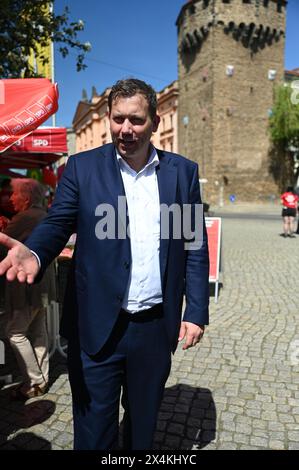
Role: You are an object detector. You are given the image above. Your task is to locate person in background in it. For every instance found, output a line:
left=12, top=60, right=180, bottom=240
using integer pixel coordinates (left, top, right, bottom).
left=0, top=179, right=15, bottom=219
left=0, top=179, right=55, bottom=399
left=280, top=186, right=299, bottom=238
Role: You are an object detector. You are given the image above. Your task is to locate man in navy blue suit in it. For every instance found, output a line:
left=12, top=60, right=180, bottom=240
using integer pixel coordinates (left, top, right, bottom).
left=0, top=78, right=209, bottom=450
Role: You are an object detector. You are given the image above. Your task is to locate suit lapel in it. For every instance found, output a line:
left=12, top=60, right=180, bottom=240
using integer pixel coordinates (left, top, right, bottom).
left=156, top=150, right=178, bottom=286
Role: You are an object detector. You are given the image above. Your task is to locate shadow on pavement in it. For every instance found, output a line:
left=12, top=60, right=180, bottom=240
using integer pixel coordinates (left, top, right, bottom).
left=0, top=396, right=55, bottom=450
left=156, top=383, right=216, bottom=450
left=1, top=432, right=51, bottom=450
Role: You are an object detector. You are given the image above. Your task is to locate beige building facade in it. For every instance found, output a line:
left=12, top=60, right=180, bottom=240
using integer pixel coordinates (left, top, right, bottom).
left=151, top=81, right=178, bottom=153
left=73, top=88, right=111, bottom=153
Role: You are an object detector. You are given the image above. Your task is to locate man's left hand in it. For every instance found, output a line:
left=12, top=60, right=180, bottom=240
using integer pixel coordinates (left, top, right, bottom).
left=178, top=322, right=205, bottom=350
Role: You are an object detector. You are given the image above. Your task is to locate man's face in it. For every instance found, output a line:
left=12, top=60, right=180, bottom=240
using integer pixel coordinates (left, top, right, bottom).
left=109, top=93, right=159, bottom=163
left=10, top=188, right=29, bottom=212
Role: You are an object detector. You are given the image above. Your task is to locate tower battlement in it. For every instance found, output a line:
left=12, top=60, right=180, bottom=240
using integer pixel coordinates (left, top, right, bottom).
left=177, top=0, right=287, bottom=203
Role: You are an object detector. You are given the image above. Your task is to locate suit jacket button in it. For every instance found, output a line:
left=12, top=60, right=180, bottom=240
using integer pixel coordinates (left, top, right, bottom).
left=117, top=295, right=123, bottom=301
left=124, top=261, right=130, bottom=269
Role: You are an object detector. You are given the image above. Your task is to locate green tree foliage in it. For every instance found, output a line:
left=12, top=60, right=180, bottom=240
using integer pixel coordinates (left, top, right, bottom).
left=270, top=84, right=299, bottom=147
left=0, top=0, right=91, bottom=78
left=269, top=83, right=299, bottom=190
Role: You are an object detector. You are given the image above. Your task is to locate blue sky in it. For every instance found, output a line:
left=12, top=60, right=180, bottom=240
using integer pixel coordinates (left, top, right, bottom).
left=54, top=0, right=299, bottom=128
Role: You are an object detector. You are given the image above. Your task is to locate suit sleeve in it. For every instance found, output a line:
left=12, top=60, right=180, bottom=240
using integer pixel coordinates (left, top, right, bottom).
left=25, top=156, right=79, bottom=278
left=182, top=164, right=210, bottom=325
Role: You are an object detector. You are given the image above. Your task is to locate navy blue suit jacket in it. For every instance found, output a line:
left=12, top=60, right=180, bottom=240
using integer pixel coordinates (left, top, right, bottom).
left=25, top=144, right=209, bottom=355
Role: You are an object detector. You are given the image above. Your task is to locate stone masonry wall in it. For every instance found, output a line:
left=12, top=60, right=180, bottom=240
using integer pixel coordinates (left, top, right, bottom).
left=177, top=0, right=286, bottom=203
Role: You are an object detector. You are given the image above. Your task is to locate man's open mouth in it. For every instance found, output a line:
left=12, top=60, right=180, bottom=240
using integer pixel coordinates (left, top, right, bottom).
left=120, top=140, right=137, bottom=147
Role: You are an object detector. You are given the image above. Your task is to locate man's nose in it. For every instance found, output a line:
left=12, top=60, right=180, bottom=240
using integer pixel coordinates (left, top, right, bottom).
left=120, top=119, right=133, bottom=134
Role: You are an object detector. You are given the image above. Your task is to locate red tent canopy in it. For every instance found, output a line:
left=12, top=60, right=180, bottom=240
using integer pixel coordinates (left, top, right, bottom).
left=0, top=127, right=67, bottom=169
left=0, top=78, right=59, bottom=153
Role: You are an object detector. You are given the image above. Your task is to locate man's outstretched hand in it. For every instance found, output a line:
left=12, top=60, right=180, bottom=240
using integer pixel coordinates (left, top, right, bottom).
left=0, top=233, right=39, bottom=283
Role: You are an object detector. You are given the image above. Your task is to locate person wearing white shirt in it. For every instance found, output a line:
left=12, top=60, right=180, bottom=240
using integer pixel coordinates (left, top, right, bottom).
left=0, top=78, right=209, bottom=450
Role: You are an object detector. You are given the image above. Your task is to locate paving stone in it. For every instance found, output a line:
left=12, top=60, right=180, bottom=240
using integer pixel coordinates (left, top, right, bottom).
left=173, top=413, right=188, bottom=424
left=269, top=440, right=285, bottom=450
left=278, top=413, right=295, bottom=423
left=250, top=436, right=269, bottom=447
left=218, top=431, right=233, bottom=442
left=221, top=442, right=238, bottom=450
left=287, top=431, right=299, bottom=441
left=167, top=423, right=185, bottom=436
left=233, top=433, right=250, bottom=445
left=288, top=442, right=299, bottom=450
left=58, top=412, right=73, bottom=423
left=164, top=435, right=181, bottom=448
left=246, top=409, right=261, bottom=418
left=53, top=432, right=73, bottom=447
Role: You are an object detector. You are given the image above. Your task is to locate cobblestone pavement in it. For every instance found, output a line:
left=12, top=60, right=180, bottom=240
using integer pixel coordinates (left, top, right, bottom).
left=0, top=213, right=299, bottom=450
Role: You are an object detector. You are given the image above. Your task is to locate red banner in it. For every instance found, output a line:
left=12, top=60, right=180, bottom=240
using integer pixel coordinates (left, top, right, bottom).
left=205, top=217, right=221, bottom=282
left=0, top=78, right=59, bottom=153
left=10, top=127, right=67, bottom=154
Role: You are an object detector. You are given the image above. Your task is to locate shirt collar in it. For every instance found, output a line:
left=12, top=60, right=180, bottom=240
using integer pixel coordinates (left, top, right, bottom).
left=116, top=145, right=159, bottom=175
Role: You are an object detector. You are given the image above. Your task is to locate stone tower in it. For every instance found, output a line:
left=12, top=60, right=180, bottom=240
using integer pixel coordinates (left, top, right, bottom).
left=177, top=0, right=287, bottom=203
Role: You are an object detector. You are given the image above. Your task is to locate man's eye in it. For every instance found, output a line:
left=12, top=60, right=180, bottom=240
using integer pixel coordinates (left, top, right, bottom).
left=131, top=118, right=143, bottom=125
left=113, top=117, right=124, bottom=124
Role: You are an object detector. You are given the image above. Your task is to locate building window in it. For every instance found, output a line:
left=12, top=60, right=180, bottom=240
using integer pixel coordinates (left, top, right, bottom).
left=170, top=114, right=173, bottom=128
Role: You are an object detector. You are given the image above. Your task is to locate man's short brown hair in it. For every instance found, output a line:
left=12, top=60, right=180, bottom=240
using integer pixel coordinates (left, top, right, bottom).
left=108, top=78, right=158, bottom=120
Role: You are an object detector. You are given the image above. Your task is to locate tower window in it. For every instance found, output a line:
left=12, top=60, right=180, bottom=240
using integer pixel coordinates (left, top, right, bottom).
left=222, top=0, right=231, bottom=3
left=243, top=0, right=251, bottom=3
left=263, top=0, right=269, bottom=6
left=277, top=2, right=283, bottom=13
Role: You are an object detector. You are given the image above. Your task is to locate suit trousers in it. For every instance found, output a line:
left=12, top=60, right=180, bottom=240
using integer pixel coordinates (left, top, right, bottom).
left=67, top=306, right=172, bottom=450
left=6, top=306, right=49, bottom=387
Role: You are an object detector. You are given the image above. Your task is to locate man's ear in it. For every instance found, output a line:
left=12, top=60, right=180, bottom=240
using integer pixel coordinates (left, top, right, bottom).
left=24, top=196, right=31, bottom=209
left=152, top=115, right=160, bottom=133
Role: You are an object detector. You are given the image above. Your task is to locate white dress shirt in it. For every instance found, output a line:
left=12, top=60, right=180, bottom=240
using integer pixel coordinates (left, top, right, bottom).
left=117, top=148, right=163, bottom=313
